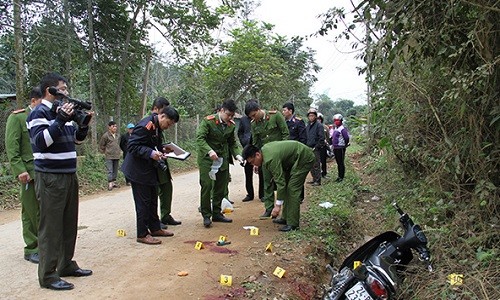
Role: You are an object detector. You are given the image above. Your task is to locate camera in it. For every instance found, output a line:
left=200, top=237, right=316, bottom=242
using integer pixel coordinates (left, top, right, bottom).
left=49, top=87, right=92, bottom=127
left=155, top=159, right=168, bottom=172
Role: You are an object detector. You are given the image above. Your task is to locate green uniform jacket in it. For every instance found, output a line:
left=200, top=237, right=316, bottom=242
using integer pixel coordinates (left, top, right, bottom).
left=251, top=110, right=289, bottom=148
left=261, top=140, right=315, bottom=199
left=196, top=114, right=241, bottom=171
left=5, top=107, right=35, bottom=179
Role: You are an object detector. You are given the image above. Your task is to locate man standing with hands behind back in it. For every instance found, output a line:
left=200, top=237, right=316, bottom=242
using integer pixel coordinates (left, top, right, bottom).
left=27, top=72, right=93, bottom=290
left=5, top=86, right=43, bottom=264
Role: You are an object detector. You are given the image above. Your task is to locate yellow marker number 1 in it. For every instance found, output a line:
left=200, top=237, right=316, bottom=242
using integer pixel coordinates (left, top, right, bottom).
left=220, top=274, right=232, bottom=286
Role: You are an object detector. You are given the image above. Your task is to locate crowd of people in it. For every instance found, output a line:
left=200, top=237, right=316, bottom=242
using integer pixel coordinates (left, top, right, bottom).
left=4, top=71, right=350, bottom=291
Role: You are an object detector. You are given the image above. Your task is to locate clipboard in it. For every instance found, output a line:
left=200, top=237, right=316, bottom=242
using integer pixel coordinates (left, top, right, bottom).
left=162, top=142, right=191, bottom=161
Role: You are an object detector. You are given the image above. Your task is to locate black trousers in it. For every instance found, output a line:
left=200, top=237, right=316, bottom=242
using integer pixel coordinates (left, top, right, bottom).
left=333, top=148, right=346, bottom=179
left=319, top=146, right=328, bottom=176
left=130, top=182, right=161, bottom=237
left=244, top=162, right=264, bottom=199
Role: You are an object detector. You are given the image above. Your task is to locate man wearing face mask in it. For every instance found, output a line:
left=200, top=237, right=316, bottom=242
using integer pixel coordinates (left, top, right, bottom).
left=196, top=99, right=243, bottom=228
left=331, top=114, right=350, bottom=182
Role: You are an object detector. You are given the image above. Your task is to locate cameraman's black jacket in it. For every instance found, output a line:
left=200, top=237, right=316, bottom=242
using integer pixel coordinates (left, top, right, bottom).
left=121, top=113, right=163, bottom=185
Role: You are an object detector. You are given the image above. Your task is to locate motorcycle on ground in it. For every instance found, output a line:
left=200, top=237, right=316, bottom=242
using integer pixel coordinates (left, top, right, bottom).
left=323, top=202, right=433, bottom=300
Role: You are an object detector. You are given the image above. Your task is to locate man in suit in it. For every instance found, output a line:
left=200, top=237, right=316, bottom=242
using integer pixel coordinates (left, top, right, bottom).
left=242, top=140, right=315, bottom=231
left=237, top=115, right=262, bottom=202
left=5, top=86, right=42, bottom=264
left=196, top=99, right=243, bottom=228
left=121, top=106, right=179, bottom=245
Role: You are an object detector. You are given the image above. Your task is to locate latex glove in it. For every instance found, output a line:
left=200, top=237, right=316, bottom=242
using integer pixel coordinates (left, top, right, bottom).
left=271, top=206, right=281, bottom=218
left=208, top=170, right=216, bottom=180
left=236, top=155, right=244, bottom=164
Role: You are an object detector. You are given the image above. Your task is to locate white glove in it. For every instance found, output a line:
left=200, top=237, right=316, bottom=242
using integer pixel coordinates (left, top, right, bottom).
left=236, top=155, right=244, bottom=164
left=208, top=170, right=216, bottom=180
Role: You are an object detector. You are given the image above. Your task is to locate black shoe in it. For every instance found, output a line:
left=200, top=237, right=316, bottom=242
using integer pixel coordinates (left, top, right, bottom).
left=279, top=225, right=299, bottom=232
left=322, top=174, right=329, bottom=179
left=163, top=214, right=182, bottom=226
left=203, top=217, right=212, bottom=228
left=259, top=209, right=272, bottom=219
left=59, top=268, right=93, bottom=277
left=272, top=218, right=286, bottom=225
left=242, top=196, right=254, bottom=202
left=311, top=181, right=321, bottom=186
left=24, top=253, right=39, bottom=264
left=335, top=177, right=343, bottom=183
left=41, top=279, right=74, bottom=291
left=212, top=214, right=232, bottom=223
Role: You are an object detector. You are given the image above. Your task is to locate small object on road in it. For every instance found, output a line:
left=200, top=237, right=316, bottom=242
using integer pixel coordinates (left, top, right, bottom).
left=177, top=271, right=189, bottom=276
left=116, top=229, right=126, bottom=237
left=217, top=240, right=231, bottom=246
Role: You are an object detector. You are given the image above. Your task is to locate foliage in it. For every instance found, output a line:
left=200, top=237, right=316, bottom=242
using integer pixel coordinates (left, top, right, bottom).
left=202, top=20, right=319, bottom=110
left=317, top=0, right=499, bottom=219
left=314, top=93, right=367, bottom=124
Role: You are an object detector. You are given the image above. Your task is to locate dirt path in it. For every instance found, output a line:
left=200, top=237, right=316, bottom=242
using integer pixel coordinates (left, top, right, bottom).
left=0, top=165, right=289, bottom=300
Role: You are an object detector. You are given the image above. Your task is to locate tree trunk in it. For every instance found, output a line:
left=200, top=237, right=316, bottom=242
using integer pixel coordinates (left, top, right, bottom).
left=87, top=0, right=97, bottom=147
left=115, top=3, right=143, bottom=130
left=141, top=50, right=151, bottom=118
left=13, top=0, right=25, bottom=108
left=63, top=0, right=72, bottom=84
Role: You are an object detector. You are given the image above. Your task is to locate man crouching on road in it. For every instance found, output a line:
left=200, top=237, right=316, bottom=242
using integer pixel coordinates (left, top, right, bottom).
left=242, top=140, right=315, bottom=232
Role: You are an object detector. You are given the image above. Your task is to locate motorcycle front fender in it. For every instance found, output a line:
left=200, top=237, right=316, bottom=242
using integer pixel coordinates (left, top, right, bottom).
left=339, top=231, right=401, bottom=271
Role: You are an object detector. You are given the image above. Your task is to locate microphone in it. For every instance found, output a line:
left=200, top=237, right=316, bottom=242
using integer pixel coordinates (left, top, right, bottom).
left=48, top=86, right=66, bottom=98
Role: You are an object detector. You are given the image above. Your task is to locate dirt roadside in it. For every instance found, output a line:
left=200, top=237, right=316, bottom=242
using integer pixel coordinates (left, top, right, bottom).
left=0, top=165, right=302, bottom=300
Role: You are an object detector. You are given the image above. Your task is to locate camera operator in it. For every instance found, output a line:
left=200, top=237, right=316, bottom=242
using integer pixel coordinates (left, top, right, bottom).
left=121, top=106, right=180, bottom=245
left=26, top=72, right=93, bottom=291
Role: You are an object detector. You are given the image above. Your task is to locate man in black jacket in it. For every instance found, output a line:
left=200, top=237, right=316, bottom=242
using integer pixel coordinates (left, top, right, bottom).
left=305, top=109, right=325, bottom=186
left=237, top=115, right=263, bottom=202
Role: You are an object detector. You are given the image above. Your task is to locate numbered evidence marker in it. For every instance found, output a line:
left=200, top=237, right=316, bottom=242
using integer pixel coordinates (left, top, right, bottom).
left=218, top=235, right=226, bottom=242
left=250, top=227, right=259, bottom=236
left=447, top=273, right=464, bottom=286
left=116, top=229, right=126, bottom=237
left=353, top=261, right=362, bottom=269
left=265, top=242, right=273, bottom=252
left=195, top=241, right=204, bottom=250
left=220, top=274, right=232, bottom=286
left=273, top=267, right=286, bottom=278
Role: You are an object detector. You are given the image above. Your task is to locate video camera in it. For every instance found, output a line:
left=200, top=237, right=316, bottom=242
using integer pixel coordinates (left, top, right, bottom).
left=49, top=87, right=92, bottom=127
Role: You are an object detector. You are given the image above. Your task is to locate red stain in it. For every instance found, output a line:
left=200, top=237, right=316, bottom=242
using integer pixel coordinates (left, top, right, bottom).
left=184, top=240, right=238, bottom=254
left=204, top=287, right=246, bottom=300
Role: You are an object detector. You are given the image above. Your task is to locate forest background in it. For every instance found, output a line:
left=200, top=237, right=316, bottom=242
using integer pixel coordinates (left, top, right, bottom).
left=0, top=0, right=498, bottom=299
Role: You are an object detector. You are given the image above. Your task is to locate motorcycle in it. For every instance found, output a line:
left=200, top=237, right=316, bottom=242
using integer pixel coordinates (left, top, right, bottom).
left=323, top=202, right=433, bottom=300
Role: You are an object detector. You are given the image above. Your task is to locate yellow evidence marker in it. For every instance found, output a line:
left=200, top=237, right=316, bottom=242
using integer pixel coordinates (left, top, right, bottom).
left=265, top=242, right=273, bottom=252
left=195, top=241, right=204, bottom=250
left=353, top=261, right=362, bottom=269
left=273, top=267, right=286, bottom=278
left=250, top=227, right=259, bottom=236
left=447, top=273, right=464, bottom=286
left=220, top=274, right=232, bottom=286
left=116, top=229, right=126, bottom=237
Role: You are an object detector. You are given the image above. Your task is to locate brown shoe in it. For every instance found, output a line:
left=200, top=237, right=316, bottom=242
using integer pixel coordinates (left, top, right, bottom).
left=150, top=229, right=174, bottom=237
left=136, top=234, right=161, bottom=245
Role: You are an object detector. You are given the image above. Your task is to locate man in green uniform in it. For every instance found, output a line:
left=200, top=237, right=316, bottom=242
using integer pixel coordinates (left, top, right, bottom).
left=242, top=140, right=315, bottom=231
left=244, top=100, right=289, bottom=218
left=197, top=99, right=243, bottom=228
left=5, top=87, right=43, bottom=263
